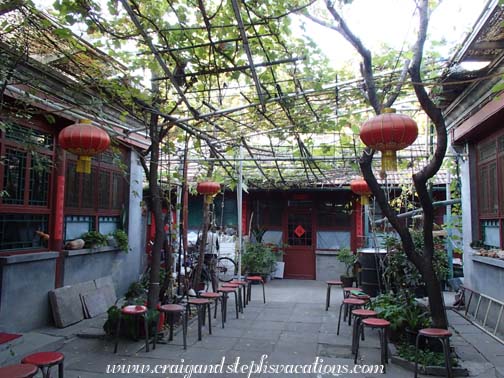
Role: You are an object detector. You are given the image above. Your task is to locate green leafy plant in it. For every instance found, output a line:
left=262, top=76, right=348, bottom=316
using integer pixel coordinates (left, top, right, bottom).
left=110, top=229, right=130, bottom=252
left=81, top=231, right=108, bottom=248
left=103, top=304, right=159, bottom=339
left=397, top=342, right=457, bottom=367
left=242, top=242, right=278, bottom=275
left=336, top=247, right=359, bottom=277
left=383, top=231, right=449, bottom=292
left=370, top=292, right=408, bottom=333
left=370, top=291, right=431, bottom=343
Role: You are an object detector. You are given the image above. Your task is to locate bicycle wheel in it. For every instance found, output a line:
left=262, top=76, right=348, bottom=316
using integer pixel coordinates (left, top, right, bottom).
left=216, top=257, right=236, bottom=282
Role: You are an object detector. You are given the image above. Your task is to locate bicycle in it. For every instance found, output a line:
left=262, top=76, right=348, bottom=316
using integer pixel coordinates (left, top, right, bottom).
left=215, top=256, right=236, bottom=282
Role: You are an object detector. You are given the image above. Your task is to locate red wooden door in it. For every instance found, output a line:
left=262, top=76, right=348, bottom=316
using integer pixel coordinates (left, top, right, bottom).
left=283, top=209, right=315, bottom=279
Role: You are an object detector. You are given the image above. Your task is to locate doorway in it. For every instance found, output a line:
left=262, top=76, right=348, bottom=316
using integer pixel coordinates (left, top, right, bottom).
left=283, top=209, right=315, bottom=279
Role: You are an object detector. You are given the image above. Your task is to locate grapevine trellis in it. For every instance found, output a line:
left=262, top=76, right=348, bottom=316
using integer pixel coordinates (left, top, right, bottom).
left=0, top=2, right=452, bottom=189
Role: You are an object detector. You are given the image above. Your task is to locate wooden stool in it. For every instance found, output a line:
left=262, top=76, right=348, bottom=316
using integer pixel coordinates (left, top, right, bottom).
left=337, top=298, right=366, bottom=335
left=414, top=328, right=453, bottom=378
left=246, top=276, right=265, bottom=303
left=157, top=304, right=187, bottom=350
left=325, top=280, right=342, bottom=311
left=230, top=279, right=248, bottom=307
left=217, top=287, right=239, bottom=322
left=200, top=292, right=224, bottom=328
left=22, top=352, right=64, bottom=378
left=187, top=298, right=212, bottom=341
left=0, top=363, right=38, bottom=378
left=351, top=309, right=377, bottom=354
left=221, top=282, right=243, bottom=313
left=114, top=305, right=149, bottom=353
left=354, top=318, right=390, bottom=371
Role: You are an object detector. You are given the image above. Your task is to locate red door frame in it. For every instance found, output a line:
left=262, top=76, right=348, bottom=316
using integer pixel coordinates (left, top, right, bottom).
left=282, top=202, right=316, bottom=280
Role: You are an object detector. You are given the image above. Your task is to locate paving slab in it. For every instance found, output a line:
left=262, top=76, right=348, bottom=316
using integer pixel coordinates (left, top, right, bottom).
left=7, top=279, right=504, bottom=378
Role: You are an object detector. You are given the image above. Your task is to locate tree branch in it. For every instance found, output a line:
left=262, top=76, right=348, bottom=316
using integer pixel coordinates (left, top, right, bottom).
left=409, top=0, right=447, bottom=259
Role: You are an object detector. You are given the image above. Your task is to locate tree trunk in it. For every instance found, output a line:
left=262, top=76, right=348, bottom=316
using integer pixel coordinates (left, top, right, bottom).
left=421, top=258, right=448, bottom=328
left=146, top=111, right=163, bottom=309
left=193, top=199, right=210, bottom=290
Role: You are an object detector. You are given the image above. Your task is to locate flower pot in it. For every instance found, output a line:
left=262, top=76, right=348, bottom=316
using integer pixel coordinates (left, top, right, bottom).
left=340, top=275, right=355, bottom=288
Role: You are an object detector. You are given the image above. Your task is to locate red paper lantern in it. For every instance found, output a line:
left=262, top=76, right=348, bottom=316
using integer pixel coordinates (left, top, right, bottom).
left=197, top=181, right=220, bottom=203
left=350, top=178, right=372, bottom=205
left=360, top=108, right=418, bottom=171
left=59, top=119, right=110, bottom=174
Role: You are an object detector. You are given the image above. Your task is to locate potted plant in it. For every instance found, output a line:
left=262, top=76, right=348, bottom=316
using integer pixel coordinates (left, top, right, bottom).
left=81, top=231, right=108, bottom=249
left=336, top=248, right=359, bottom=287
left=242, top=242, right=278, bottom=280
left=108, top=229, right=130, bottom=252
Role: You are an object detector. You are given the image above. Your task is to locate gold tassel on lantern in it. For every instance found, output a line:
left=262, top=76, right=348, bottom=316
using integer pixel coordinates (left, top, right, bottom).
left=381, top=150, right=397, bottom=171
left=76, top=156, right=92, bottom=174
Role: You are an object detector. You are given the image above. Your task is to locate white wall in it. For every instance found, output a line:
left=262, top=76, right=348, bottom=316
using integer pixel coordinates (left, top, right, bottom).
left=113, top=149, right=145, bottom=295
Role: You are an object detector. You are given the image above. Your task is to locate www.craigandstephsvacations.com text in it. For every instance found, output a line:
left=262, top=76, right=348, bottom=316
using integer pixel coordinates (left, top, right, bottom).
left=106, top=355, right=384, bottom=376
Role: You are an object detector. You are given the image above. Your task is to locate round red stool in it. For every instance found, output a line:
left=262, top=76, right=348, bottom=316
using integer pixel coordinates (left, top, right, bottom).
left=230, top=279, right=248, bottom=308
left=414, top=328, right=453, bottom=378
left=22, top=352, right=64, bottom=378
left=351, top=309, right=377, bottom=354
left=337, top=298, right=366, bottom=335
left=325, top=280, right=342, bottom=311
left=246, top=276, right=265, bottom=303
left=218, top=287, right=239, bottom=323
left=114, top=305, right=150, bottom=353
left=221, top=282, right=243, bottom=313
left=200, top=292, right=224, bottom=328
left=157, top=304, right=187, bottom=350
left=0, top=363, right=38, bottom=378
left=187, top=298, right=212, bottom=341
left=354, top=318, right=390, bottom=371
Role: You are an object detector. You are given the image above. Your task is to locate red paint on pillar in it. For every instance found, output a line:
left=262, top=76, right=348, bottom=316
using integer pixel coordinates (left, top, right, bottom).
left=354, top=201, right=364, bottom=249
left=53, top=146, right=66, bottom=288
left=242, top=196, right=248, bottom=236
left=53, top=176, right=65, bottom=241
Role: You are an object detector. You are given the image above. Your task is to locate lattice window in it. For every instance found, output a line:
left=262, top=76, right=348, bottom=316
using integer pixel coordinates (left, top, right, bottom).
left=3, top=149, right=26, bottom=205
left=477, top=132, right=504, bottom=248
left=0, top=214, right=48, bottom=251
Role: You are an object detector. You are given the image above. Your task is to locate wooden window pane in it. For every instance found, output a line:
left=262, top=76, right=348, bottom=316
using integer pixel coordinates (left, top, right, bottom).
left=99, top=171, right=110, bottom=209
left=500, top=156, right=504, bottom=214
left=479, top=140, right=496, bottom=162
left=64, top=215, right=92, bottom=241
left=0, top=214, right=48, bottom=250
left=488, top=162, right=498, bottom=214
left=479, top=165, right=488, bottom=214
left=65, top=162, right=79, bottom=207
left=3, top=149, right=25, bottom=205
left=111, top=172, right=124, bottom=210
left=81, top=171, right=95, bottom=208
left=29, top=152, right=50, bottom=206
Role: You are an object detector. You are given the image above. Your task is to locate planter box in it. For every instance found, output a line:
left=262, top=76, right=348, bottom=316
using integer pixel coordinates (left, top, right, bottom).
left=390, top=343, right=469, bottom=377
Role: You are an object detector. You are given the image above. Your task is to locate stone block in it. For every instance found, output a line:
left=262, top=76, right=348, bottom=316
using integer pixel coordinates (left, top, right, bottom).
left=49, top=280, right=97, bottom=328
left=94, top=276, right=117, bottom=306
left=81, top=289, right=109, bottom=318
left=49, top=285, right=85, bottom=328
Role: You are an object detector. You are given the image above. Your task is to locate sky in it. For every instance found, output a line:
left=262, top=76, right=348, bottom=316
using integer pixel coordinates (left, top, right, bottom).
left=298, top=0, right=489, bottom=69
left=33, top=0, right=490, bottom=75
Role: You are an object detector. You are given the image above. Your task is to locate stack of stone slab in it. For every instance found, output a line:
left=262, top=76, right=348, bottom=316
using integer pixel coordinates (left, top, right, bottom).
left=49, top=276, right=117, bottom=328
